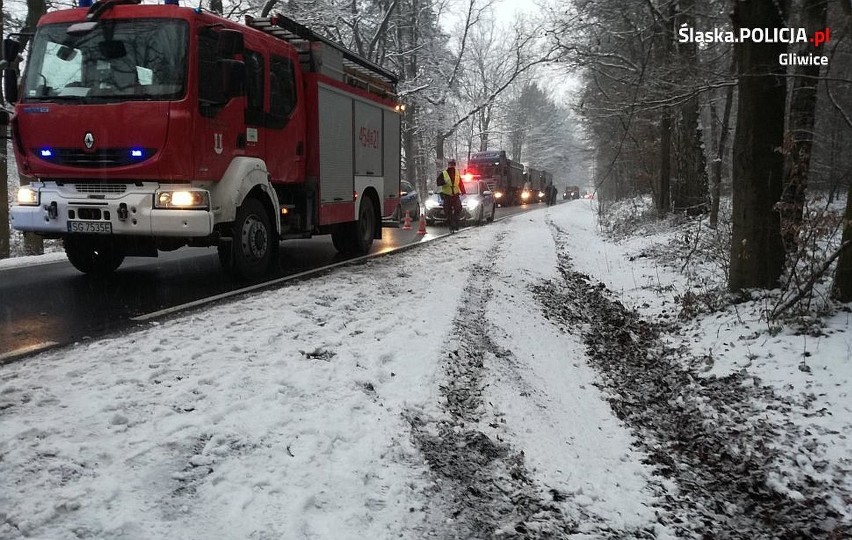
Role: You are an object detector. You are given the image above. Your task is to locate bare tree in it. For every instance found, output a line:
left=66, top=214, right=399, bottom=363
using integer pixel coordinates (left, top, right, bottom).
left=728, top=0, right=788, bottom=291
left=777, top=0, right=829, bottom=253
left=830, top=0, right=852, bottom=301
left=17, top=0, right=46, bottom=255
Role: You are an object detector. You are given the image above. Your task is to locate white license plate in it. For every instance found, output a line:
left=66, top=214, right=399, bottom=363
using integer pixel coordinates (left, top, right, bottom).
left=67, top=221, right=112, bottom=234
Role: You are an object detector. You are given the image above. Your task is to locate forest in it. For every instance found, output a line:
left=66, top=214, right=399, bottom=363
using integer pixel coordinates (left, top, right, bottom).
left=1, top=0, right=851, bottom=316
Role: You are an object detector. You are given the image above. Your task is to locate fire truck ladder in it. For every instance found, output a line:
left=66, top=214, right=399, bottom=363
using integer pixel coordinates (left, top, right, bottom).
left=244, top=14, right=398, bottom=100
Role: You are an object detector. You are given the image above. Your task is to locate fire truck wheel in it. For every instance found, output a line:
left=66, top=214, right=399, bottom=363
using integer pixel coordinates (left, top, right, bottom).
left=331, top=195, right=375, bottom=255
left=64, top=237, right=125, bottom=275
left=354, top=196, right=376, bottom=253
left=229, top=197, right=274, bottom=280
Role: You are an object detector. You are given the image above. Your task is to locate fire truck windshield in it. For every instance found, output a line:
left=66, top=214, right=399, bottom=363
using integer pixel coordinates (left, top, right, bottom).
left=22, top=19, right=187, bottom=102
left=469, top=163, right=498, bottom=178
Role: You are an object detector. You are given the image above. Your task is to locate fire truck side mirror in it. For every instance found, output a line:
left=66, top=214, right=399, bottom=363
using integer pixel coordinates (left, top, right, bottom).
left=3, top=38, right=21, bottom=64
left=2, top=38, right=22, bottom=104
left=3, top=69, right=18, bottom=104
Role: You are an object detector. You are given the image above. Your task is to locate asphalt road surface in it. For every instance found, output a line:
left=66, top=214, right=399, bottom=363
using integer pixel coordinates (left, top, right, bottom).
left=0, top=202, right=554, bottom=362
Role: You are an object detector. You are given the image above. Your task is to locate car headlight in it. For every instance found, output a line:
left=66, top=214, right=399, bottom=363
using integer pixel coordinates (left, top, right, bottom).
left=17, top=186, right=39, bottom=206
left=425, top=199, right=439, bottom=210
left=521, top=191, right=530, bottom=200
left=464, top=198, right=480, bottom=209
left=494, top=192, right=503, bottom=199
left=538, top=191, right=545, bottom=198
left=154, top=189, right=210, bottom=209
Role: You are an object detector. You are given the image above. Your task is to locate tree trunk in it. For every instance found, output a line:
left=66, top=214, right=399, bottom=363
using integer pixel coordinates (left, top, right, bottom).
left=403, top=105, right=417, bottom=185
left=710, top=57, right=736, bottom=229
left=833, top=184, right=852, bottom=301
left=778, top=0, right=828, bottom=253
left=658, top=109, right=671, bottom=215
left=728, top=0, right=788, bottom=291
left=19, top=0, right=47, bottom=255
left=672, top=100, right=709, bottom=215
left=654, top=4, right=675, bottom=216
left=671, top=0, right=708, bottom=216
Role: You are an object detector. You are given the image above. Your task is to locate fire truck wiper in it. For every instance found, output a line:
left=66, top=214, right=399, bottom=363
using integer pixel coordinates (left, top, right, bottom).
left=26, top=96, right=91, bottom=104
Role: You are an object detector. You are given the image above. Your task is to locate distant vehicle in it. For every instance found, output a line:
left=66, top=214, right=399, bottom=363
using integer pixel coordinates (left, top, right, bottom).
left=393, top=180, right=421, bottom=221
left=564, top=186, right=581, bottom=200
left=466, top=150, right=525, bottom=206
left=519, top=182, right=535, bottom=205
left=524, top=167, right=552, bottom=204
left=424, top=178, right=496, bottom=226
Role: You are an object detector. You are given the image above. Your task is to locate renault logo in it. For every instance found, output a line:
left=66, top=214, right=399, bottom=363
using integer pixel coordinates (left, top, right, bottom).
left=84, top=132, right=94, bottom=149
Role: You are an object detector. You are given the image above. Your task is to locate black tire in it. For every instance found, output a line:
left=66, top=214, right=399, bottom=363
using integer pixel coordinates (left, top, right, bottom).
left=331, top=228, right=349, bottom=253
left=332, top=196, right=376, bottom=255
left=64, top=236, right=125, bottom=275
left=353, top=195, right=376, bottom=253
left=222, top=197, right=275, bottom=280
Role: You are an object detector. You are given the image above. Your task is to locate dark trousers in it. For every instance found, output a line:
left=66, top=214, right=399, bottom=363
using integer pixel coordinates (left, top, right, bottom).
left=442, top=194, right=462, bottom=227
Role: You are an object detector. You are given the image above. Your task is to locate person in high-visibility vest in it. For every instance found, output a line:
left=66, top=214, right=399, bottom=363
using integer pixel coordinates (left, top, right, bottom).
left=436, top=159, right=466, bottom=231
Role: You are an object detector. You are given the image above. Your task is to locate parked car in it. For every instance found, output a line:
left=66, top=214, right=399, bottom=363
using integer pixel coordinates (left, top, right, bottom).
left=424, top=179, right=497, bottom=226
left=393, top=180, right=421, bottom=221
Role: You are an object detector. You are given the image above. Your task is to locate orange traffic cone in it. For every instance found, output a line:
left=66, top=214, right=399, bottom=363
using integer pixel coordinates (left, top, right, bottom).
left=402, top=210, right=412, bottom=230
left=416, top=212, right=427, bottom=235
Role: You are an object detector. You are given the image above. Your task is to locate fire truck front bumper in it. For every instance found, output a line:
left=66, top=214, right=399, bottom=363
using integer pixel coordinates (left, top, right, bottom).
left=10, top=182, right=215, bottom=238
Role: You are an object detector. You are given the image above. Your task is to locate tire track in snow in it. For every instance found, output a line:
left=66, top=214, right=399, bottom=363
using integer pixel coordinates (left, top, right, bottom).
left=536, top=219, right=849, bottom=539
left=408, top=232, right=576, bottom=538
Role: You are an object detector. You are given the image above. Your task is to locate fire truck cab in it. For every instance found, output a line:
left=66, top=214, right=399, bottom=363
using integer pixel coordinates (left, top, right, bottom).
left=6, top=0, right=401, bottom=280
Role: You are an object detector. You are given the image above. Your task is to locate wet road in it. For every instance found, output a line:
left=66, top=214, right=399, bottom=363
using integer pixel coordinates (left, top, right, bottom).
left=0, top=202, right=553, bottom=362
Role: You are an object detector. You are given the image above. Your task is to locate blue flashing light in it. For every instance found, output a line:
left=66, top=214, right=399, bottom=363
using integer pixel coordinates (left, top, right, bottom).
left=78, top=0, right=93, bottom=7
left=40, top=149, right=53, bottom=158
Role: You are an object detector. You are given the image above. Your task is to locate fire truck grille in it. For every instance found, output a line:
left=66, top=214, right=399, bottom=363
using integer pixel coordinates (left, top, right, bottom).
left=74, top=183, right=128, bottom=194
left=34, top=148, right=155, bottom=168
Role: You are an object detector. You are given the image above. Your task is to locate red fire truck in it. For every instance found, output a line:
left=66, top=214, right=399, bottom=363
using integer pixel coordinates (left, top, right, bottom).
left=5, top=0, right=402, bottom=280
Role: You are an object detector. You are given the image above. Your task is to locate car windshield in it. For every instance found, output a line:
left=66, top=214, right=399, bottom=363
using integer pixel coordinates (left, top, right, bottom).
left=22, top=19, right=187, bottom=102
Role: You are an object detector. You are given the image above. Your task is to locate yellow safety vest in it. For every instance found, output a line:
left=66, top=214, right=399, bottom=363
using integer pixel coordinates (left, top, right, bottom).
left=440, top=170, right=462, bottom=195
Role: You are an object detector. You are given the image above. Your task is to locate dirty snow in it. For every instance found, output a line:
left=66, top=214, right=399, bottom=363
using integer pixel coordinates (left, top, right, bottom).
left=1, top=200, right=851, bottom=538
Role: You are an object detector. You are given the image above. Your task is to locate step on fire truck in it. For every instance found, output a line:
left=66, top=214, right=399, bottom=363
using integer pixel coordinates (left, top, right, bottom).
left=4, top=0, right=402, bottom=280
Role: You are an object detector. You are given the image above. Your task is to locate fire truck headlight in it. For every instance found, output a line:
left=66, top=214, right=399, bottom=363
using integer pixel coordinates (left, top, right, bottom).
left=155, top=189, right=209, bottom=209
left=17, top=186, right=39, bottom=206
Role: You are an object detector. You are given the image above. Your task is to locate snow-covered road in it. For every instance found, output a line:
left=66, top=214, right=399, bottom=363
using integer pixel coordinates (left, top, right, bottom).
left=2, top=201, right=850, bottom=539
